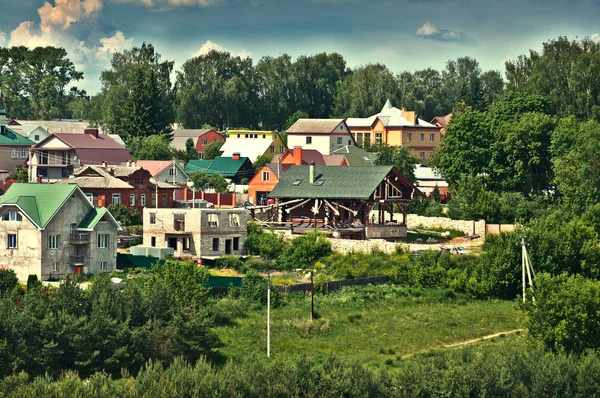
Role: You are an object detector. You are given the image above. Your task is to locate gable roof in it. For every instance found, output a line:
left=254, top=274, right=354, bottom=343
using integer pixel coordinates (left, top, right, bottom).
left=0, top=126, right=35, bottom=146
left=270, top=165, right=395, bottom=199
left=57, top=166, right=133, bottom=189
left=286, top=119, right=346, bottom=134
left=430, top=113, right=453, bottom=127
left=206, top=156, right=254, bottom=178
left=135, top=160, right=178, bottom=177
left=346, top=99, right=437, bottom=128
left=35, top=133, right=131, bottom=165
left=78, top=207, right=122, bottom=231
left=0, top=183, right=86, bottom=228
left=220, top=139, right=272, bottom=162
left=15, top=120, right=106, bottom=135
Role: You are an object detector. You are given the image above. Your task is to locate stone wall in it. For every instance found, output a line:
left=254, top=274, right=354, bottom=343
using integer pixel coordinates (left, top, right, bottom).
left=327, top=238, right=405, bottom=254
left=369, top=210, right=486, bottom=237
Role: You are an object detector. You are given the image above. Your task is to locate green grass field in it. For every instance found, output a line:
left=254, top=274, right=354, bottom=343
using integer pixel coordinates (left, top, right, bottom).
left=214, top=285, right=525, bottom=367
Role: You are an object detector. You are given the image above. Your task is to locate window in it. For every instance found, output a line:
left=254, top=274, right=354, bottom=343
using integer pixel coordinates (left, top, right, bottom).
left=130, top=193, right=136, bottom=206
left=364, top=133, right=371, bottom=146
left=7, top=234, right=17, bottom=249
left=100, top=261, right=107, bottom=271
left=85, top=193, right=93, bottom=204
left=262, top=171, right=270, bottom=182
left=151, top=236, right=156, bottom=247
left=274, top=133, right=278, bottom=139
left=150, top=213, right=156, bottom=224
left=420, top=133, right=425, bottom=142
left=244, top=134, right=248, bottom=138
left=202, top=138, right=208, bottom=145
left=162, top=194, right=168, bottom=206
left=10, top=147, right=18, bottom=159
left=254, top=134, right=258, bottom=138
left=430, top=133, right=435, bottom=142
left=233, top=237, right=240, bottom=251
left=151, top=194, right=157, bottom=207
left=262, top=134, right=266, bottom=139
left=135, top=177, right=144, bottom=185
left=420, top=152, right=425, bottom=160
left=183, top=237, right=190, bottom=251
left=306, top=137, right=312, bottom=144
left=229, top=214, right=240, bottom=227
left=348, top=140, right=352, bottom=145
left=2, top=211, right=22, bottom=221
left=52, top=262, right=59, bottom=272
left=336, top=137, right=343, bottom=145
left=270, top=145, right=275, bottom=154
left=169, top=167, right=177, bottom=176
left=375, top=133, right=382, bottom=145
left=21, top=148, right=28, bottom=158
left=208, top=213, right=219, bottom=227
left=141, top=194, right=146, bottom=207
left=98, top=234, right=109, bottom=248
left=48, top=234, right=60, bottom=249
left=212, top=238, right=219, bottom=251
left=292, top=179, right=302, bottom=186
left=407, top=133, right=412, bottom=142
left=34, top=135, right=40, bottom=141
left=237, top=133, right=241, bottom=138
left=355, top=133, right=363, bottom=146
left=279, top=146, right=284, bottom=153
left=112, top=193, right=121, bottom=204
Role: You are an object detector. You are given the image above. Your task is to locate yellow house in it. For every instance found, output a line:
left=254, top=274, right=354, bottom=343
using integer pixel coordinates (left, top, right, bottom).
left=346, top=99, right=442, bottom=164
left=220, top=130, right=288, bottom=162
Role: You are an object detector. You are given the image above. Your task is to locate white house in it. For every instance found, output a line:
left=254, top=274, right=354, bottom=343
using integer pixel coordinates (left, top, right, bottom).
left=286, top=119, right=356, bottom=155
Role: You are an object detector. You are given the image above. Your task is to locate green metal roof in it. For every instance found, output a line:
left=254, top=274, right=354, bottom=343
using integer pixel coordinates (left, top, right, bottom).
left=78, top=208, right=108, bottom=230
left=0, top=126, right=35, bottom=146
left=206, top=156, right=252, bottom=177
left=184, top=159, right=213, bottom=173
left=0, top=183, right=79, bottom=228
left=331, top=145, right=377, bottom=166
left=269, top=165, right=393, bottom=199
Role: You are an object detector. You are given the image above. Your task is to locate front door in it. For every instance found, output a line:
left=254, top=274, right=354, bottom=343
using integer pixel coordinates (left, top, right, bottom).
left=168, top=237, right=177, bottom=251
left=225, top=239, right=232, bottom=254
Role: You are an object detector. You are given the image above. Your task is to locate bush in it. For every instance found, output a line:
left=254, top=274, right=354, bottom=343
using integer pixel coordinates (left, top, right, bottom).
left=277, top=230, right=332, bottom=270
left=0, top=269, right=18, bottom=296
left=106, top=203, right=142, bottom=226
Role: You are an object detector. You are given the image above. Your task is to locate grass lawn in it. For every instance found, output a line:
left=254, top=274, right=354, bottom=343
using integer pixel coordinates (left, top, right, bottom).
left=214, top=285, right=525, bottom=367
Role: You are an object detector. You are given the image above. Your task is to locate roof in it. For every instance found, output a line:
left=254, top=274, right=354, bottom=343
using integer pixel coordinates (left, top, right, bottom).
left=58, top=167, right=133, bottom=189
left=11, top=125, right=46, bottom=137
left=206, top=156, right=253, bottom=178
left=111, top=166, right=144, bottom=178
left=173, top=129, right=215, bottom=137
left=414, top=165, right=444, bottom=181
left=346, top=99, right=437, bottom=128
left=269, top=165, right=394, bottom=199
left=77, top=207, right=122, bottom=231
left=323, top=154, right=347, bottom=166
left=0, top=126, right=35, bottom=146
left=220, top=139, right=272, bottom=161
left=135, top=160, right=176, bottom=177
left=16, top=120, right=106, bottom=135
left=430, top=113, right=453, bottom=127
left=0, top=183, right=83, bottom=228
left=286, top=119, right=345, bottom=134
left=184, top=159, right=214, bottom=173
left=331, top=145, right=376, bottom=166
left=35, top=133, right=131, bottom=165
left=171, top=136, right=198, bottom=151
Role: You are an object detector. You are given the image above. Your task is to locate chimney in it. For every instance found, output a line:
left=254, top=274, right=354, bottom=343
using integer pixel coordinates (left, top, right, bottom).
left=127, top=159, right=132, bottom=167
left=84, top=128, right=99, bottom=138
left=102, top=160, right=107, bottom=168
left=402, top=107, right=407, bottom=113
left=293, top=146, right=303, bottom=165
left=131, top=161, right=136, bottom=167
left=309, top=161, right=315, bottom=184
left=232, top=152, right=240, bottom=161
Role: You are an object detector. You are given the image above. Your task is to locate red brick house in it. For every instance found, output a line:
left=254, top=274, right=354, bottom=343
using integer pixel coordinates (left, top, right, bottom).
left=57, top=165, right=180, bottom=213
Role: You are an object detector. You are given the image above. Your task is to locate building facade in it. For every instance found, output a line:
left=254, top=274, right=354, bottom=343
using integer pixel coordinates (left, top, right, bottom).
left=220, top=130, right=288, bottom=162
left=0, top=183, right=121, bottom=281
left=142, top=208, right=247, bottom=258
left=286, top=119, right=356, bottom=154
left=0, top=123, right=35, bottom=179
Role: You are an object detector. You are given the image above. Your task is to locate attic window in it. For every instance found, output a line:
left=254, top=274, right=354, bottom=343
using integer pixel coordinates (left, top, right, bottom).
left=362, top=156, right=370, bottom=161
left=314, top=179, right=325, bottom=186
left=2, top=211, right=22, bottom=221
left=292, top=179, right=303, bottom=186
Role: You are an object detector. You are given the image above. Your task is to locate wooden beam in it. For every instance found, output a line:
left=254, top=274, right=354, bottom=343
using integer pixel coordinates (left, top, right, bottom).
left=286, top=198, right=311, bottom=212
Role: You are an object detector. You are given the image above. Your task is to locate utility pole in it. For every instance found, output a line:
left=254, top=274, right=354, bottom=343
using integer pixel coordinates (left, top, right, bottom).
left=267, top=271, right=271, bottom=358
left=172, top=158, right=176, bottom=202
left=521, top=236, right=535, bottom=302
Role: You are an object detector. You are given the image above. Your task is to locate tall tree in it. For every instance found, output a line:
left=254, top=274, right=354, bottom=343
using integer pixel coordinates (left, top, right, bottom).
left=254, top=55, right=296, bottom=130
left=100, top=43, right=175, bottom=142
left=374, top=145, right=420, bottom=183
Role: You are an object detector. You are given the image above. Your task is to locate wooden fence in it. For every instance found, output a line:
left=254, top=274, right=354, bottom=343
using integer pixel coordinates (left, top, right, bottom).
left=274, top=276, right=390, bottom=294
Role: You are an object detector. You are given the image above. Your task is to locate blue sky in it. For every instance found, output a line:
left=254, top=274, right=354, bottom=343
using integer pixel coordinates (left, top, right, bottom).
left=1, top=0, right=599, bottom=94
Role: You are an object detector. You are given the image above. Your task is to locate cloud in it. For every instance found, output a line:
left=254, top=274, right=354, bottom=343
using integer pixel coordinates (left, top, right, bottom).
left=193, top=40, right=251, bottom=58
left=0, top=31, right=5, bottom=47
left=415, top=22, right=475, bottom=45
left=592, top=33, right=600, bottom=43
left=109, top=0, right=226, bottom=6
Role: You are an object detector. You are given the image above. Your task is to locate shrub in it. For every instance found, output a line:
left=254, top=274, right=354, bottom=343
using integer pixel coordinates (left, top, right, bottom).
left=0, top=269, right=18, bottom=296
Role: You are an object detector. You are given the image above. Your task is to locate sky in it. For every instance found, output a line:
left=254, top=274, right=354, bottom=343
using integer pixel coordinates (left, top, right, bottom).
left=1, top=0, right=599, bottom=94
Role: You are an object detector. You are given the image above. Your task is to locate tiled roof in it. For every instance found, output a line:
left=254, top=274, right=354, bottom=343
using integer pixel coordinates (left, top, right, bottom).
left=269, top=165, right=393, bottom=199
left=286, top=119, right=345, bottom=134
left=0, top=183, right=81, bottom=228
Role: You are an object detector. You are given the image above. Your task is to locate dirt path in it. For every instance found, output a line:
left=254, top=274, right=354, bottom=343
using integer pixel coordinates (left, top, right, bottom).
left=401, top=329, right=525, bottom=359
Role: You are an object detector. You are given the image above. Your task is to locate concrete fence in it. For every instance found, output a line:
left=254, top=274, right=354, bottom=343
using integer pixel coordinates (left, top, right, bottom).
left=369, top=211, right=486, bottom=237
left=274, top=276, right=390, bottom=294
left=485, top=224, right=516, bottom=235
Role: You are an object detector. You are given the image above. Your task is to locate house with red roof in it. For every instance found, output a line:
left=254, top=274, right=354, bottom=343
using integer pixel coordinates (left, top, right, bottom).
left=30, top=128, right=131, bottom=182
left=170, top=129, right=225, bottom=159
left=135, top=160, right=189, bottom=185
left=430, top=113, right=453, bottom=135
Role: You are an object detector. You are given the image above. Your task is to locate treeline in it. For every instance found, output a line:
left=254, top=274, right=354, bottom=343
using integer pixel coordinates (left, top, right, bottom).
left=2, top=338, right=600, bottom=397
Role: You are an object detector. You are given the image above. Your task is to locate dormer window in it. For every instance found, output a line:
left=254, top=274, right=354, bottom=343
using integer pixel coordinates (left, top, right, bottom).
left=2, top=211, right=22, bottom=221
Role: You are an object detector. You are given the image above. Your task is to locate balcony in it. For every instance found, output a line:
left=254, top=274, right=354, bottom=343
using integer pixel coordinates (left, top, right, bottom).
left=69, top=256, right=86, bottom=265
left=70, top=233, right=90, bottom=244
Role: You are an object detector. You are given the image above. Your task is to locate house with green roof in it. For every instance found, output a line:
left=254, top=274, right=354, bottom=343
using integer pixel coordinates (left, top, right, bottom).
left=0, top=122, right=35, bottom=179
left=268, top=165, right=422, bottom=240
left=0, top=183, right=121, bottom=281
left=185, top=154, right=255, bottom=184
